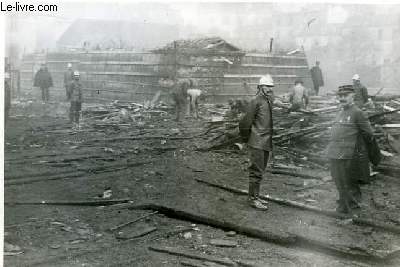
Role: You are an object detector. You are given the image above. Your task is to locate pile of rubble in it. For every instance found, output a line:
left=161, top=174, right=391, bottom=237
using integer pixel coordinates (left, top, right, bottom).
left=199, top=93, right=400, bottom=176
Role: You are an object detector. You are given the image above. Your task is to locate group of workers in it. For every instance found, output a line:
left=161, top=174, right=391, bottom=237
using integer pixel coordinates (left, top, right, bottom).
left=33, top=63, right=83, bottom=129
left=29, top=60, right=378, bottom=214
left=239, top=73, right=377, bottom=213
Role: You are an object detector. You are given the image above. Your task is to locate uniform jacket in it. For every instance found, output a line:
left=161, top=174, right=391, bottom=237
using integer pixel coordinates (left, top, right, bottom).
left=353, top=83, right=369, bottom=108
left=64, top=69, right=74, bottom=87
left=310, top=66, right=324, bottom=87
left=34, top=69, right=53, bottom=89
left=326, top=104, right=373, bottom=159
left=239, top=94, right=273, bottom=151
left=69, top=80, right=83, bottom=102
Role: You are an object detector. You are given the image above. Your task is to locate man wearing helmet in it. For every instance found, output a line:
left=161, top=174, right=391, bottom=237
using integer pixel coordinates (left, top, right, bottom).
left=68, top=71, right=83, bottom=129
left=352, top=74, right=369, bottom=108
left=239, top=74, right=274, bottom=210
left=64, top=63, right=74, bottom=101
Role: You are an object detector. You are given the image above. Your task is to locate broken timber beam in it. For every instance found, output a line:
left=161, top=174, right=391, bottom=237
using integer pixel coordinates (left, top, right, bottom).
left=267, top=168, right=324, bottom=180
left=5, top=160, right=153, bottom=186
left=369, top=108, right=400, bottom=119
left=5, top=199, right=131, bottom=206
left=149, top=246, right=236, bottom=266
left=5, top=172, right=85, bottom=186
left=195, top=178, right=400, bottom=235
left=128, top=203, right=296, bottom=245
left=109, top=211, right=158, bottom=231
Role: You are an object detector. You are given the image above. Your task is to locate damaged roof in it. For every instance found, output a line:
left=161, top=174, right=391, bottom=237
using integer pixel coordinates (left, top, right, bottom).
left=153, top=37, right=244, bottom=55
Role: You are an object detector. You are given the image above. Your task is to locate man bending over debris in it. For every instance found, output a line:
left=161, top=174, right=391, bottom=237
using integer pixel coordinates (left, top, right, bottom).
left=239, top=75, right=274, bottom=210
left=172, top=78, right=190, bottom=122
left=326, top=85, right=375, bottom=214
left=289, top=79, right=309, bottom=112
left=187, top=81, right=202, bottom=119
left=69, top=71, right=83, bottom=129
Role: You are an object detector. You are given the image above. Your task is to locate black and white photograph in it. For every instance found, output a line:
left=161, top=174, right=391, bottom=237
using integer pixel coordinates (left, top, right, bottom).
left=3, top=1, right=400, bottom=266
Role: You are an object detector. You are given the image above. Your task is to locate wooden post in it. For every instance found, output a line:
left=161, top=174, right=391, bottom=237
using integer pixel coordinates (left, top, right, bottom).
left=269, top=38, right=274, bottom=53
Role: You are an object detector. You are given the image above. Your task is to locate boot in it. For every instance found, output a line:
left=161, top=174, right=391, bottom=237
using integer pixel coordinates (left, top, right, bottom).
left=254, top=182, right=269, bottom=205
left=248, top=182, right=268, bottom=210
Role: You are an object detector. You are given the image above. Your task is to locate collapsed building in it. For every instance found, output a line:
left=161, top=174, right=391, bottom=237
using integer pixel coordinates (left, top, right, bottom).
left=19, top=37, right=313, bottom=104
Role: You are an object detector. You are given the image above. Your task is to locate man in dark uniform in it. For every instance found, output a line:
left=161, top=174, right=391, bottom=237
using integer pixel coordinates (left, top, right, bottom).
left=34, top=63, right=53, bottom=102
left=69, top=71, right=83, bottom=129
left=4, top=71, right=11, bottom=125
left=352, top=74, right=369, bottom=109
left=239, top=75, right=274, bottom=210
left=310, top=61, right=324, bottom=95
left=326, top=85, right=374, bottom=214
left=64, top=63, right=74, bottom=101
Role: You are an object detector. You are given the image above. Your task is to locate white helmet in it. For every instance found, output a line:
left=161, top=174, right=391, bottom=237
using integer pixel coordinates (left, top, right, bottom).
left=352, top=74, right=360, bottom=80
left=67, top=63, right=72, bottom=68
left=73, top=71, right=80, bottom=76
left=259, top=74, right=274, bottom=86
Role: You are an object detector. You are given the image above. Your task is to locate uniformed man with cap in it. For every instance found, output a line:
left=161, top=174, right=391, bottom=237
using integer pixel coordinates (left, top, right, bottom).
left=352, top=74, right=369, bottom=108
left=326, top=85, right=374, bottom=213
left=68, top=71, right=83, bottom=129
left=239, top=74, right=274, bottom=210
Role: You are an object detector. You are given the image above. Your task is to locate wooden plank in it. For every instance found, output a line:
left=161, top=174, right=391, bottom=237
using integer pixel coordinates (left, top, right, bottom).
left=224, top=74, right=298, bottom=78
left=245, top=53, right=307, bottom=59
left=149, top=246, right=236, bottom=266
left=381, top=124, right=400, bottom=128
left=240, top=64, right=309, bottom=69
left=195, top=178, right=400, bottom=235
left=115, top=226, right=157, bottom=240
left=109, top=211, right=159, bottom=232
left=5, top=199, right=131, bottom=206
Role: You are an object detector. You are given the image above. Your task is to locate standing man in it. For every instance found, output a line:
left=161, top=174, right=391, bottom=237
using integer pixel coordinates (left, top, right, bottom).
left=289, top=79, right=309, bottom=112
left=4, top=71, right=11, bottom=125
left=310, top=61, right=324, bottom=95
left=69, top=71, right=83, bottom=129
left=172, top=78, right=189, bottom=122
left=64, top=63, right=74, bottom=101
left=239, top=74, right=274, bottom=210
left=352, top=74, right=369, bottom=109
left=186, top=79, right=202, bottom=119
left=326, top=85, right=375, bottom=214
left=34, top=63, right=53, bottom=102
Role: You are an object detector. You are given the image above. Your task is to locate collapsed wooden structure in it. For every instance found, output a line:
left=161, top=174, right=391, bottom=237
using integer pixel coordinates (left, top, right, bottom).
left=19, top=37, right=312, bottom=104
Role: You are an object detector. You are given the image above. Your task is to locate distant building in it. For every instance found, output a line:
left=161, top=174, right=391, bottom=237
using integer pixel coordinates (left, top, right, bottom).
left=56, top=19, right=180, bottom=51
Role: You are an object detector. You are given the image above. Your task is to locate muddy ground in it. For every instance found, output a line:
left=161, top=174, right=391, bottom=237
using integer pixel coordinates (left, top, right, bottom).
left=4, top=101, right=400, bottom=266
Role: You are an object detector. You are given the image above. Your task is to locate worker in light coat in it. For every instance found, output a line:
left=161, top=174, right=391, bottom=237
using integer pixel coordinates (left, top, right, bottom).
left=352, top=74, right=369, bottom=109
left=64, top=63, right=74, bottom=101
left=69, top=71, right=83, bottom=129
left=289, top=79, right=309, bottom=111
left=186, top=79, right=202, bottom=119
